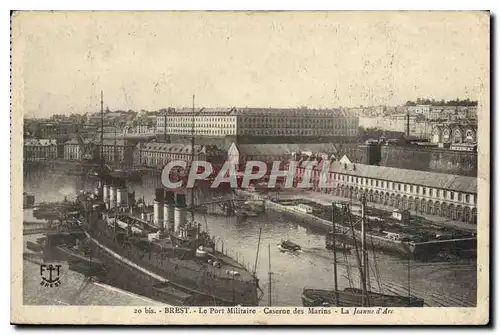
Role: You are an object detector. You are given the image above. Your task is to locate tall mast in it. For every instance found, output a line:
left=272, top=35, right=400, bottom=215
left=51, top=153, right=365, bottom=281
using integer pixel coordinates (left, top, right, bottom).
left=332, top=202, right=339, bottom=306
left=361, top=195, right=369, bottom=306
left=268, top=243, right=272, bottom=307
left=190, top=95, right=196, bottom=229
left=100, top=91, right=104, bottom=162
left=253, top=228, right=262, bottom=277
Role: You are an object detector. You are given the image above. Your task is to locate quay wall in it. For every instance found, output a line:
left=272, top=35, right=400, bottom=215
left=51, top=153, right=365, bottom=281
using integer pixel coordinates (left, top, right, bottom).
left=236, top=190, right=474, bottom=259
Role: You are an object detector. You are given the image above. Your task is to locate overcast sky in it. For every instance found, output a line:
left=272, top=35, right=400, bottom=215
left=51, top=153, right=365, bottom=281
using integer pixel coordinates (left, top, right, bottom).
left=12, top=11, right=489, bottom=118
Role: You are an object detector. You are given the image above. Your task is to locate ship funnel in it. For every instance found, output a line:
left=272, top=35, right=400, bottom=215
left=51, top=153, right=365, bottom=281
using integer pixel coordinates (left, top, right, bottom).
left=109, top=186, right=116, bottom=208
left=164, top=191, right=175, bottom=231
left=103, top=184, right=109, bottom=203
left=154, top=188, right=165, bottom=226
left=117, top=187, right=128, bottom=207
left=174, top=193, right=187, bottom=232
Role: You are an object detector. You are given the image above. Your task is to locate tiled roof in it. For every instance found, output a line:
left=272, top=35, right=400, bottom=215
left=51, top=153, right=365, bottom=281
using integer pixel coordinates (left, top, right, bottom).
left=234, top=108, right=351, bottom=117
left=236, top=143, right=338, bottom=156
left=137, top=142, right=207, bottom=154
left=24, top=139, right=58, bottom=146
left=165, top=107, right=236, bottom=116
left=321, top=161, right=477, bottom=193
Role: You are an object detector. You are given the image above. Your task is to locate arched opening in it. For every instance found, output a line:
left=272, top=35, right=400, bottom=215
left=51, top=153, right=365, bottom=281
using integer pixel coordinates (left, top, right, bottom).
left=427, top=200, right=433, bottom=215
left=441, top=202, right=448, bottom=218
left=471, top=208, right=477, bottom=224
left=464, top=207, right=471, bottom=223
left=408, top=196, right=415, bottom=211
left=434, top=202, right=440, bottom=216
left=448, top=204, right=456, bottom=220
left=396, top=195, right=402, bottom=209
left=381, top=192, right=387, bottom=205
left=419, top=199, right=426, bottom=214
left=414, top=198, right=420, bottom=213
left=402, top=195, right=408, bottom=210
left=374, top=191, right=380, bottom=204
left=456, top=205, right=463, bottom=222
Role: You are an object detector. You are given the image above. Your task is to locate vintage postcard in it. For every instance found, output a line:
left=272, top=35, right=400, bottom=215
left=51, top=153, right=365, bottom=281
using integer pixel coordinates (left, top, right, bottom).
left=11, top=11, right=490, bottom=325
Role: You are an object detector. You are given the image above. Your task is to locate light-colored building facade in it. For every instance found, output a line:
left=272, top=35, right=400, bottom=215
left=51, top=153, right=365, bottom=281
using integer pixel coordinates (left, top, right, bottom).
left=23, top=139, right=58, bottom=162
left=431, top=124, right=477, bottom=144
left=133, top=142, right=224, bottom=168
left=156, top=107, right=358, bottom=138
left=236, top=108, right=358, bottom=137
left=293, top=160, right=477, bottom=224
left=63, top=139, right=99, bottom=161
left=100, top=139, right=136, bottom=165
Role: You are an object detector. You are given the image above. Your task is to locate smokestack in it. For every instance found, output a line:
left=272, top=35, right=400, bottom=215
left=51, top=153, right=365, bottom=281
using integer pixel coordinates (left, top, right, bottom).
left=103, top=184, right=109, bottom=203
left=109, top=186, right=116, bottom=208
left=406, top=112, right=410, bottom=137
left=154, top=188, right=164, bottom=226
left=174, top=193, right=187, bottom=232
left=117, top=187, right=127, bottom=207
left=164, top=191, right=175, bottom=231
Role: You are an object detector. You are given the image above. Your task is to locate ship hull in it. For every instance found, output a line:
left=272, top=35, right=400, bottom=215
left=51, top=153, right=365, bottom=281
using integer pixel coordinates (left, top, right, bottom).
left=82, top=221, right=260, bottom=306
left=302, top=288, right=424, bottom=307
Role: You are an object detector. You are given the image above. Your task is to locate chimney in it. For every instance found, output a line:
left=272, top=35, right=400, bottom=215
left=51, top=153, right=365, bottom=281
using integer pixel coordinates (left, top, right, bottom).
left=406, top=112, right=410, bottom=137
left=164, top=190, right=175, bottom=232
left=154, top=188, right=164, bottom=226
left=174, top=193, right=187, bottom=233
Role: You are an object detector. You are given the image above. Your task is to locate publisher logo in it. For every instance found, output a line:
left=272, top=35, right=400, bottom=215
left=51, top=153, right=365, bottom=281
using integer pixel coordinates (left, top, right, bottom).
left=40, top=264, right=62, bottom=287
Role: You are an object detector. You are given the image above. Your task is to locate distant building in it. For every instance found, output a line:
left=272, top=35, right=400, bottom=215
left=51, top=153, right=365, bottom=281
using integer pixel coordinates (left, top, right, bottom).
left=99, top=139, right=136, bottom=165
left=294, top=160, right=477, bottom=224
left=227, top=142, right=338, bottom=167
left=63, top=139, right=99, bottom=161
left=431, top=123, right=477, bottom=145
left=156, top=107, right=359, bottom=141
left=23, top=139, right=58, bottom=162
left=407, top=105, right=431, bottom=116
left=133, top=142, right=224, bottom=168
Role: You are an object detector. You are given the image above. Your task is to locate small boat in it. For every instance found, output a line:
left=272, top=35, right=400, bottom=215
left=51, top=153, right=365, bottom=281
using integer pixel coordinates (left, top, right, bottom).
left=280, top=240, right=301, bottom=251
left=326, top=242, right=352, bottom=254
left=302, top=288, right=425, bottom=307
left=26, top=241, right=44, bottom=252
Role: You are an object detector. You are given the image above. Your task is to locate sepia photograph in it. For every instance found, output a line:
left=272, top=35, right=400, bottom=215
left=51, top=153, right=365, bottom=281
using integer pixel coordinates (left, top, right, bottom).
left=10, top=10, right=490, bottom=325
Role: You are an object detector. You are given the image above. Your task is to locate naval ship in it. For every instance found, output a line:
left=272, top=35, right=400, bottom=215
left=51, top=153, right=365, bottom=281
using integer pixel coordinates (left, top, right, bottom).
left=73, top=179, right=262, bottom=306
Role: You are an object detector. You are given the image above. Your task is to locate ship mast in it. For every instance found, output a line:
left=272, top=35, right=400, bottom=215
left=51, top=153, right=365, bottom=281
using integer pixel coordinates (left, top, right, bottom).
left=190, top=94, right=197, bottom=233
left=268, top=243, right=272, bottom=307
left=361, top=195, right=369, bottom=306
left=331, top=202, right=339, bottom=306
left=100, top=91, right=104, bottom=162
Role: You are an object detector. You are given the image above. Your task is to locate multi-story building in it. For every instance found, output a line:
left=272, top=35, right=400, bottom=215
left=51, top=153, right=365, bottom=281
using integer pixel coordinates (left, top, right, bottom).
left=156, top=108, right=238, bottom=137
left=407, top=105, right=431, bottom=116
left=99, top=139, right=136, bottom=165
left=430, top=123, right=477, bottom=144
left=227, top=142, right=338, bottom=167
left=63, top=139, right=99, bottom=161
left=23, top=139, right=58, bottom=162
left=156, top=107, right=359, bottom=141
left=236, top=108, right=358, bottom=138
left=294, top=160, right=477, bottom=224
left=133, top=142, right=224, bottom=168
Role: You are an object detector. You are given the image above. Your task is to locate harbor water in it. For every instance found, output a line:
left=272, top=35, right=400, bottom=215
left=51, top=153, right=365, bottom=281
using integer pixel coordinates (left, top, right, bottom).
left=23, top=167, right=477, bottom=307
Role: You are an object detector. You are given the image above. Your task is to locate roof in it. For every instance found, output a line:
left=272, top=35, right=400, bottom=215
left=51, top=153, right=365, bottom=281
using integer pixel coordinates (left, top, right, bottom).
left=236, top=143, right=338, bottom=156
left=137, top=142, right=209, bottom=154
left=24, top=139, right=58, bottom=146
left=321, top=162, right=477, bottom=193
left=165, top=107, right=237, bottom=116
left=234, top=108, right=351, bottom=118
